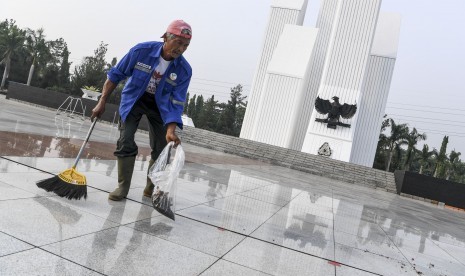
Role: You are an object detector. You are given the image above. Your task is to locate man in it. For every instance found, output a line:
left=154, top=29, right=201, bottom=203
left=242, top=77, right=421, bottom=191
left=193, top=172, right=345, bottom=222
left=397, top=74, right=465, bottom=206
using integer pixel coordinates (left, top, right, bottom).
left=91, top=20, right=192, bottom=201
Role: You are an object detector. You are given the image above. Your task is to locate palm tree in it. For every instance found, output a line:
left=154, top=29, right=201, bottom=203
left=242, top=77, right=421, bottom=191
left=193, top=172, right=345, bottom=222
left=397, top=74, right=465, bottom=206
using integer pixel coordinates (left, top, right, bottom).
left=372, top=116, right=390, bottom=169
left=417, top=144, right=437, bottom=175
left=453, top=162, right=465, bottom=183
left=403, top=128, right=427, bottom=171
left=446, top=150, right=461, bottom=180
left=0, top=19, right=26, bottom=90
left=25, top=28, right=49, bottom=86
left=385, top=118, right=409, bottom=172
left=391, top=143, right=406, bottom=171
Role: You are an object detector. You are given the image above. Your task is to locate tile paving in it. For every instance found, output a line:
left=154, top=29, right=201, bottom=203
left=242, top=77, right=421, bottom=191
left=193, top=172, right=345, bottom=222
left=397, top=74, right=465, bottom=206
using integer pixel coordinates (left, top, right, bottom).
left=1, top=95, right=465, bottom=275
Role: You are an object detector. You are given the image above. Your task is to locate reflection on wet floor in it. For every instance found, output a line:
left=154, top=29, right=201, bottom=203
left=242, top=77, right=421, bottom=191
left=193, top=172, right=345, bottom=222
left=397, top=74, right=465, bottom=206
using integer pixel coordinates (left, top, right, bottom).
left=1, top=96, right=465, bottom=275
left=0, top=130, right=266, bottom=166
left=0, top=130, right=122, bottom=159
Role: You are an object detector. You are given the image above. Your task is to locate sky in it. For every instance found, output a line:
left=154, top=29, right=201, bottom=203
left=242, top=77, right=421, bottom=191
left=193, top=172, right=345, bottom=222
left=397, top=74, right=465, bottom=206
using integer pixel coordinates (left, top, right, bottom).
left=2, top=0, right=465, bottom=156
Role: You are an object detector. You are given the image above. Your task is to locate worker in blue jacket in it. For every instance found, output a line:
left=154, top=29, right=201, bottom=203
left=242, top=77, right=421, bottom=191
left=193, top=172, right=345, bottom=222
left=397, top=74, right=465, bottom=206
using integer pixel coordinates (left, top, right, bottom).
left=91, top=20, right=192, bottom=201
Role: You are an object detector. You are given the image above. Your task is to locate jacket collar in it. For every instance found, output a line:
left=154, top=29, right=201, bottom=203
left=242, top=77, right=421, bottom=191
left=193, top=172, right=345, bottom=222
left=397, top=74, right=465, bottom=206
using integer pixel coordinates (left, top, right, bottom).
left=149, top=42, right=180, bottom=67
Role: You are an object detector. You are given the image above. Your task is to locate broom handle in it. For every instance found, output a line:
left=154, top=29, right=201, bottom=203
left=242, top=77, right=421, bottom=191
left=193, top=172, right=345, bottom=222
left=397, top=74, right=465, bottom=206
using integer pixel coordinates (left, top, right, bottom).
left=72, top=119, right=98, bottom=168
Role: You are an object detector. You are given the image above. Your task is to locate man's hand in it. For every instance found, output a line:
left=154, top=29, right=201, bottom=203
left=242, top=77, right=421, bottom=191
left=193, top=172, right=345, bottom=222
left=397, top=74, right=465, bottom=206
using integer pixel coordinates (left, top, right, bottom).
left=91, top=100, right=106, bottom=120
left=166, top=123, right=181, bottom=147
left=91, top=79, right=117, bottom=120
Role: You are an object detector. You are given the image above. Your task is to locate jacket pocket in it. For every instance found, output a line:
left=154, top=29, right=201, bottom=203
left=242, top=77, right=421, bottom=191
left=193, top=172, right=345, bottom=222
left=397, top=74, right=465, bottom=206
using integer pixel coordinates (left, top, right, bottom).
left=162, top=82, right=175, bottom=96
left=131, top=70, right=149, bottom=87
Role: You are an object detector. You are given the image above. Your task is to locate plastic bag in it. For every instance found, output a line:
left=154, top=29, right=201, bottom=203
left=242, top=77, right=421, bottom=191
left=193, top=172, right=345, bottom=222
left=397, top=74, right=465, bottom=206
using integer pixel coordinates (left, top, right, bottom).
left=148, top=141, right=185, bottom=220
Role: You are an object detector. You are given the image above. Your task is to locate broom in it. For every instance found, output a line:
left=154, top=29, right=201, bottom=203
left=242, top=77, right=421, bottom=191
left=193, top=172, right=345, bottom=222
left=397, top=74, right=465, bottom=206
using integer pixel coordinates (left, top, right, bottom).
left=36, top=119, right=98, bottom=200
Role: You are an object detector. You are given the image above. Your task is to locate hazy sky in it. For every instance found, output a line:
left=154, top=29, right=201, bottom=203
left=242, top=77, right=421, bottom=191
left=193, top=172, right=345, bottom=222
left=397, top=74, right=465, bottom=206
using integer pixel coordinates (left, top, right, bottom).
left=3, top=0, right=465, bottom=155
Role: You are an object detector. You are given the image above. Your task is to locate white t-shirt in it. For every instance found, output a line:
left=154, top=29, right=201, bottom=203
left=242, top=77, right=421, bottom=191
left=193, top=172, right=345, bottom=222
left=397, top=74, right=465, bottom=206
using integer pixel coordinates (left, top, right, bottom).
left=145, top=57, right=171, bottom=95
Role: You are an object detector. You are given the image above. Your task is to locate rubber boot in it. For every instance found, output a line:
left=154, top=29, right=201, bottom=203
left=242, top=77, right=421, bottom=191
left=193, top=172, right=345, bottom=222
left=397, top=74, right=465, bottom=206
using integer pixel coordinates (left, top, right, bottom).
left=143, top=159, right=155, bottom=197
left=108, top=156, right=136, bottom=201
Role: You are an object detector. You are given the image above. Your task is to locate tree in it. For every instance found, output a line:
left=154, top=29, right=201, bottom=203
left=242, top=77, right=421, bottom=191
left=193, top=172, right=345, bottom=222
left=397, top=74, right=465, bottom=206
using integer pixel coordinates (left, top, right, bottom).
left=446, top=150, right=461, bottom=180
left=197, top=95, right=218, bottom=130
left=56, top=39, right=71, bottom=87
left=36, top=37, right=71, bottom=90
left=453, top=162, right=465, bottom=183
left=403, top=128, right=427, bottom=171
left=391, top=143, right=406, bottom=172
left=372, top=117, right=465, bottom=181
left=380, top=115, right=390, bottom=132
left=0, top=22, right=71, bottom=90
left=216, top=84, right=246, bottom=136
left=0, top=19, right=26, bottom=90
left=25, top=28, right=49, bottom=85
left=433, top=136, right=449, bottom=178
left=70, top=41, right=110, bottom=95
left=384, top=118, right=409, bottom=172
left=193, top=94, right=204, bottom=124
left=417, top=144, right=437, bottom=175
left=187, top=94, right=197, bottom=119
left=373, top=115, right=390, bottom=169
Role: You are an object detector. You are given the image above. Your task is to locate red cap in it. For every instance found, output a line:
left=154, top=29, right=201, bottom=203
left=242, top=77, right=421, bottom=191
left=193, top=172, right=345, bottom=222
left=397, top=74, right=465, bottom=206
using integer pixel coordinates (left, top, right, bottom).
left=164, top=20, right=192, bottom=39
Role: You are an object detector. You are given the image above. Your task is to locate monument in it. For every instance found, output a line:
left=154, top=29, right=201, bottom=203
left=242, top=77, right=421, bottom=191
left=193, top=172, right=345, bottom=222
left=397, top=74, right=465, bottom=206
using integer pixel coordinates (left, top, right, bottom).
left=241, top=0, right=401, bottom=166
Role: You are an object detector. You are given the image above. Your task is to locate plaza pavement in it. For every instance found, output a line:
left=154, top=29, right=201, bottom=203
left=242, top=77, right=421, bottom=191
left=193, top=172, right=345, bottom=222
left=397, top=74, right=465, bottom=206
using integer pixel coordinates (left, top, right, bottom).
left=1, top=95, right=465, bottom=276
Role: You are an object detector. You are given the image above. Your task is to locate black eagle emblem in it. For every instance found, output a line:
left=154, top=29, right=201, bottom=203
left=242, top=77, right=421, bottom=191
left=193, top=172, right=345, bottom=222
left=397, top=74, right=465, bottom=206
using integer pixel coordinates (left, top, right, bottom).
left=315, top=96, right=357, bottom=129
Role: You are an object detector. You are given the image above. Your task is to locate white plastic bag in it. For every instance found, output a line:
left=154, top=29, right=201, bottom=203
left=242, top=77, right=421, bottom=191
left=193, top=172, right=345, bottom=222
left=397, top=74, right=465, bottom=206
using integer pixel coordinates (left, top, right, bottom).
left=148, top=141, right=185, bottom=220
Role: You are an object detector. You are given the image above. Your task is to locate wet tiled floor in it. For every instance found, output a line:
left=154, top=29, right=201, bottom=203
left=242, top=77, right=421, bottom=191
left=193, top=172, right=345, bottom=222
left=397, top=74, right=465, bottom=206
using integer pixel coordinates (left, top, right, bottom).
left=1, top=95, right=465, bottom=275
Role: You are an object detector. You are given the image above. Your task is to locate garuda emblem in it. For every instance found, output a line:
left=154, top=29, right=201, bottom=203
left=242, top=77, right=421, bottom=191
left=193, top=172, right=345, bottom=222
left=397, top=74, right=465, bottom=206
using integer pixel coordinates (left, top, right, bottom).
left=315, top=96, right=357, bottom=129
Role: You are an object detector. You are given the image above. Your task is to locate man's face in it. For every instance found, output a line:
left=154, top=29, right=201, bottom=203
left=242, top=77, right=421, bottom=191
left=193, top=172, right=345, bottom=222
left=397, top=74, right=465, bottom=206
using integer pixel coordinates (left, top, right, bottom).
left=163, top=35, right=190, bottom=60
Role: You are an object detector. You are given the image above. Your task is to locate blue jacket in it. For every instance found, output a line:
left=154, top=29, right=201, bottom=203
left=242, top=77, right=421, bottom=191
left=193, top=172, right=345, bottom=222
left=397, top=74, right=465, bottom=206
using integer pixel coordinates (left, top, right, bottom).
left=107, top=41, right=192, bottom=128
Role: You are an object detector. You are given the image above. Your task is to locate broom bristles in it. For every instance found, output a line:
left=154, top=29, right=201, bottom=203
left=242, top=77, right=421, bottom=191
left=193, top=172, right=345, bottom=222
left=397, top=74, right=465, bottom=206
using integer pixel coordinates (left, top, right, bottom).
left=36, top=169, right=87, bottom=200
left=53, top=180, right=87, bottom=200
left=37, top=176, right=62, bottom=192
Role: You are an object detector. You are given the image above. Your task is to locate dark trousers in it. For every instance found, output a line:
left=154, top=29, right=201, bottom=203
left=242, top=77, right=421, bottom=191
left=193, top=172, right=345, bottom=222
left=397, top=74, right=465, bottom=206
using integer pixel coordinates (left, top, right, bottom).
left=114, top=92, right=167, bottom=161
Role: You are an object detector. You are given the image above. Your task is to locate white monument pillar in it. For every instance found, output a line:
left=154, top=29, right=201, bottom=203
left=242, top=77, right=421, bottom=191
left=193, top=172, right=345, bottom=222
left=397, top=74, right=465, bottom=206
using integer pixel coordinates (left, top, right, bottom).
left=350, top=13, right=402, bottom=167
left=301, top=0, right=382, bottom=161
left=240, top=0, right=308, bottom=140
left=250, top=25, right=319, bottom=149
left=292, top=0, right=344, bottom=150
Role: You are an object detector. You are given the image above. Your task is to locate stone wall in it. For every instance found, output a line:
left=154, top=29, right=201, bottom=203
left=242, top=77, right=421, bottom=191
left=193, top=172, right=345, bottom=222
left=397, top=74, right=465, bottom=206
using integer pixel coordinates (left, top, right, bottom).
left=5, top=81, right=397, bottom=193
left=181, top=126, right=397, bottom=193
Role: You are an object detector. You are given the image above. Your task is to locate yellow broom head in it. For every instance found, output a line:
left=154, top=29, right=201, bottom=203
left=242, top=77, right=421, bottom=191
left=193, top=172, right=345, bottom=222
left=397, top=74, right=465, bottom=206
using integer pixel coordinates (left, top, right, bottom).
left=58, top=167, right=87, bottom=185
left=37, top=167, right=88, bottom=200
